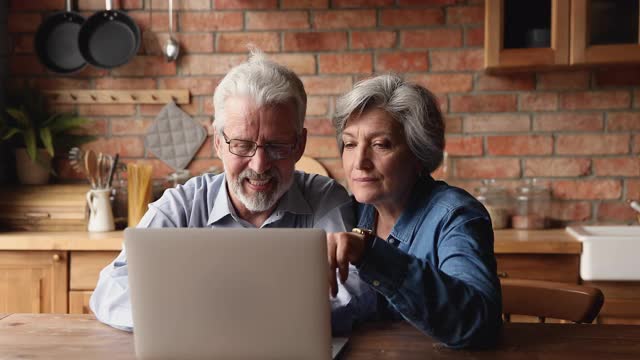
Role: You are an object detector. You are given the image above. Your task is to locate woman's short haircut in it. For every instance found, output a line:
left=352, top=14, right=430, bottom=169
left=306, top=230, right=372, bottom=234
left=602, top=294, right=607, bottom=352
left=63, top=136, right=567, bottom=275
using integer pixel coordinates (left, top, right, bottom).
left=332, top=74, right=445, bottom=174
left=213, top=47, right=307, bottom=135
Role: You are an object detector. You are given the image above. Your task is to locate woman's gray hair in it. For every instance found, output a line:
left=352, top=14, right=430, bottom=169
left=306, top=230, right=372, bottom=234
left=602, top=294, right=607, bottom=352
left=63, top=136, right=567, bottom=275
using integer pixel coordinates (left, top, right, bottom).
left=332, top=74, right=445, bottom=174
left=213, top=47, right=307, bottom=135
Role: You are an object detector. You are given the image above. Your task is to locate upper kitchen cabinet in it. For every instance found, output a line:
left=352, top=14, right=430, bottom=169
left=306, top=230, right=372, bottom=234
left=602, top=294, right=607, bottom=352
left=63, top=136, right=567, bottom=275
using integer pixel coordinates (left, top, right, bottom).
left=485, top=0, right=570, bottom=72
left=571, top=0, right=640, bottom=65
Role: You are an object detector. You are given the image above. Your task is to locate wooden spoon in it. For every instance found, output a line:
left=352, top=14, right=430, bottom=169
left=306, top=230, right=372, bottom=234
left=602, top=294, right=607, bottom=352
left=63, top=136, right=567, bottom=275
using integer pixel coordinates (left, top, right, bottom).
left=84, top=149, right=97, bottom=189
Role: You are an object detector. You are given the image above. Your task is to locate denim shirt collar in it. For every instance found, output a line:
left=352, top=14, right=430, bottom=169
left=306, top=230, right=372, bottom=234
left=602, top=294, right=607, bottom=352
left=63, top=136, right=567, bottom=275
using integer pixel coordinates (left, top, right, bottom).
left=207, top=173, right=312, bottom=226
left=357, top=176, right=435, bottom=245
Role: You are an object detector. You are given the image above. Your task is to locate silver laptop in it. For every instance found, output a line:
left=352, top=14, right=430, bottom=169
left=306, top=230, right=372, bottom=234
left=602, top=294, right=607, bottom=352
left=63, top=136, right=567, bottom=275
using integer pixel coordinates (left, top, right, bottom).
left=125, top=228, right=348, bottom=360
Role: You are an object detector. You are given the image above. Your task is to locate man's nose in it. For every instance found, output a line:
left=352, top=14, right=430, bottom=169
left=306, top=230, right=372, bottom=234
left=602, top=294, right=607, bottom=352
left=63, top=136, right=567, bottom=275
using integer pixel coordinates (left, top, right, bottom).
left=249, top=146, right=272, bottom=174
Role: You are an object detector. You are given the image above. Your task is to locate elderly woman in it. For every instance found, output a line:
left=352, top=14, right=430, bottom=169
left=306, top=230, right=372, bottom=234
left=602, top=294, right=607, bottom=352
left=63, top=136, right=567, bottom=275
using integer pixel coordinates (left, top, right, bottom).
left=327, top=74, right=502, bottom=348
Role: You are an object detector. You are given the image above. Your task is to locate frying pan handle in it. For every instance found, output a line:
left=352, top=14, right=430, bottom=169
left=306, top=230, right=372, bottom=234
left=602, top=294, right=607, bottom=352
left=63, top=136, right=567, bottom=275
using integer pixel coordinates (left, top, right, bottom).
left=105, top=0, right=112, bottom=11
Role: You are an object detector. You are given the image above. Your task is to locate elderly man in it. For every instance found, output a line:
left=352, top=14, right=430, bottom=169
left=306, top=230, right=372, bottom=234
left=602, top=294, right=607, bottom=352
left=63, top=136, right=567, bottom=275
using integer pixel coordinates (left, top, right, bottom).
left=90, top=50, right=375, bottom=333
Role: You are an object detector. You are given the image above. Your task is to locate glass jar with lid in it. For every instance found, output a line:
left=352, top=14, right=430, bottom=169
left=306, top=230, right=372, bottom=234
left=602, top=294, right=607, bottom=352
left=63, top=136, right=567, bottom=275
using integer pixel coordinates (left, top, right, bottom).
left=511, top=178, right=550, bottom=229
left=475, top=179, right=511, bottom=229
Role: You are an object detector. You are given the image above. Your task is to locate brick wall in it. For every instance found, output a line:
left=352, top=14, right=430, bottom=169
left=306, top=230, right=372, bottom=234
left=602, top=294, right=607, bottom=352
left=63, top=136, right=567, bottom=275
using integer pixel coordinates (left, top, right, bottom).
left=6, top=0, right=640, bottom=224
left=0, top=0, right=11, bottom=184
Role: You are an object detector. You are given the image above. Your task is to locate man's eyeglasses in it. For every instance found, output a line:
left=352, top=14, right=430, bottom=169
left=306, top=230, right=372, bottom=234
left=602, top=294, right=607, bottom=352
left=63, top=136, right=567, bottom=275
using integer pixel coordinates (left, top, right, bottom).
left=222, top=132, right=298, bottom=160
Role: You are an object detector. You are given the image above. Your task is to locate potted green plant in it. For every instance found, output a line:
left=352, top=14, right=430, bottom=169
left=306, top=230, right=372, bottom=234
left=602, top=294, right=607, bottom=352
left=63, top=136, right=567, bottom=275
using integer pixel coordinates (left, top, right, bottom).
left=0, top=88, right=94, bottom=184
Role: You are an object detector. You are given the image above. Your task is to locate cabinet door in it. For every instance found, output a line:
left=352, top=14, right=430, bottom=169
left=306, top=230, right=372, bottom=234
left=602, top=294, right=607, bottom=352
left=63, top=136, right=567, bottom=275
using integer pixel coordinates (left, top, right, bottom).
left=69, top=291, right=94, bottom=315
left=496, top=254, right=580, bottom=283
left=571, top=0, right=640, bottom=64
left=485, top=0, right=570, bottom=72
left=70, top=251, right=119, bottom=291
left=0, top=251, right=68, bottom=313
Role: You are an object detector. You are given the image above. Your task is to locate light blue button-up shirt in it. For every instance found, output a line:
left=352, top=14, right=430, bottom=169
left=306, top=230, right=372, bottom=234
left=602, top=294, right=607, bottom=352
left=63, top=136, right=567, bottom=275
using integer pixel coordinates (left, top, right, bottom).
left=90, top=171, right=376, bottom=333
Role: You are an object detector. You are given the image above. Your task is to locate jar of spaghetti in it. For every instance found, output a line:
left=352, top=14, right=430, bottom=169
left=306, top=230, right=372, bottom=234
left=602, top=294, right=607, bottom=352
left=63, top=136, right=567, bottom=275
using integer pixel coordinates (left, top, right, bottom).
left=511, top=179, right=550, bottom=230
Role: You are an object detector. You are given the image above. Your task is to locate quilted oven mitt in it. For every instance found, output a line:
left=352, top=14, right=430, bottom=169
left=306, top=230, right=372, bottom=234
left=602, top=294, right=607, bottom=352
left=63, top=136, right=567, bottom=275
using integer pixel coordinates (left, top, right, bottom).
left=144, top=101, right=207, bottom=170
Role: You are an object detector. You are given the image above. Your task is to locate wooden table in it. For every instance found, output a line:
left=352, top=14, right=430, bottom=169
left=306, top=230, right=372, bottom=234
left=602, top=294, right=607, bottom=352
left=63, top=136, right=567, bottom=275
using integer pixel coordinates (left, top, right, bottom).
left=1, top=314, right=640, bottom=359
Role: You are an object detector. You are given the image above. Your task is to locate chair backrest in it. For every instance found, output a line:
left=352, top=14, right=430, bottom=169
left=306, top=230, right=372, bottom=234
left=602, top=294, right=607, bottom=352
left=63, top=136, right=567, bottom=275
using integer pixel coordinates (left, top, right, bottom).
left=295, top=155, right=329, bottom=177
left=501, top=278, right=604, bottom=323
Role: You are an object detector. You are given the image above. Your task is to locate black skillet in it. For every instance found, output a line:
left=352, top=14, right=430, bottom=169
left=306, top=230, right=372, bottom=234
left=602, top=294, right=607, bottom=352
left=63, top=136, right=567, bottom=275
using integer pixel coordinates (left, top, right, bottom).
left=78, top=0, right=141, bottom=69
left=34, top=0, right=87, bottom=74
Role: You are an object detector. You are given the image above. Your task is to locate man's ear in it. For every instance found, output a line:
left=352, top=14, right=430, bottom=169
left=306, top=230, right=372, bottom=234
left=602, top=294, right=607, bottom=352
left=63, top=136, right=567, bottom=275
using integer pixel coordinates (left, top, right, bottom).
left=294, top=128, right=307, bottom=161
left=213, top=131, right=223, bottom=158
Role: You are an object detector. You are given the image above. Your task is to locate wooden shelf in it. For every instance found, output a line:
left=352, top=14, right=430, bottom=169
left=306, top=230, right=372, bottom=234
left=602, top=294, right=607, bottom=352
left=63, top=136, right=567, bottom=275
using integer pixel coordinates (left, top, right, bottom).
left=43, top=90, right=190, bottom=104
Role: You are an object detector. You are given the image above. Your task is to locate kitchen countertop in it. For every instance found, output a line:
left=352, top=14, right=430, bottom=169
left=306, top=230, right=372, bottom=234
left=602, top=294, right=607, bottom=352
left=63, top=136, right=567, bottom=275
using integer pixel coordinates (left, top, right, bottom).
left=0, top=228, right=580, bottom=254
left=1, top=314, right=639, bottom=359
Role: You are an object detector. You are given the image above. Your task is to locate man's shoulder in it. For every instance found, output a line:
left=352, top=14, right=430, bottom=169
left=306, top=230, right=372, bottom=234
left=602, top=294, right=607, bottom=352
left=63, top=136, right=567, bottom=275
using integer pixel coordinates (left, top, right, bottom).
left=293, top=171, right=350, bottom=206
left=153, top=172, right=224, bottom=209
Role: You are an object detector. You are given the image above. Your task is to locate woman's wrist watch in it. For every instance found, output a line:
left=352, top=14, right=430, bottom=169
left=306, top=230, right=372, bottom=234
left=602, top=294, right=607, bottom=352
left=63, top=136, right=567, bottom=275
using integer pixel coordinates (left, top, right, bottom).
left=351, top=227, right=374, bottom=267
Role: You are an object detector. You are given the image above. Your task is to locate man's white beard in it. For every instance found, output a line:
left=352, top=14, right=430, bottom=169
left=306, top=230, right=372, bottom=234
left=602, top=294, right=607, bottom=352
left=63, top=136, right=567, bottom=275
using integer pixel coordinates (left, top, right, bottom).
left=226, top=166, right=293, bottom=213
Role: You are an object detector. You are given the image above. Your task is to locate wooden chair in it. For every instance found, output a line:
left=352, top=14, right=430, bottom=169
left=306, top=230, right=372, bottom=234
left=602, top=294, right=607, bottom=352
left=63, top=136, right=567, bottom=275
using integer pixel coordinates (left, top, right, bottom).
left=501, top=278, right=604, bottom=323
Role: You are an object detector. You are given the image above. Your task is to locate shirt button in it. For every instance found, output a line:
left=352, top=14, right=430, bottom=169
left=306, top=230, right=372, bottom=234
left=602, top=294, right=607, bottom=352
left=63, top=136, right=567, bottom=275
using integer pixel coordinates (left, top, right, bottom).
left=372, top=280, right=380, bottom=287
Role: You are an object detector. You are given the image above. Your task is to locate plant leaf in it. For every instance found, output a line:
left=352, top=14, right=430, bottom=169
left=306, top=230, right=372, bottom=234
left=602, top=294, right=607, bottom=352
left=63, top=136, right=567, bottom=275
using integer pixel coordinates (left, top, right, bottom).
left=6, top=108, right=30, bottom=128
left=24, top=129, right=37, bottom=162
left=40, top=127, right=54, bottom=157
left=1, top=127, right=22, bottom=141
left=48, top=116, right=91, bottom=133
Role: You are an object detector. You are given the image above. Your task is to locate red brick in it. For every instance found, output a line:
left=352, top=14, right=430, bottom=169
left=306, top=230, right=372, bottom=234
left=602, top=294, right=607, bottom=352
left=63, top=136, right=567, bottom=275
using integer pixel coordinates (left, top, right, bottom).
left=7, top=13, right=41, bottom=32
left=247, top=11, right=309, bottom=30
left=304, top=136, right=340, bottom=158
left=561, top=91, right=631, bottom=110
left=10, top=0, right=64, bottom=10
left=111, top=118, right=153, bottom=135
left=333, top=0, right=393, bottom=6
left=282, top=0, right=328, bottom=8
left=533, top=113, right=603, bottom=131
left=162, top=33, right=214, bottom=54
left=306, top=97, right=330, bottom=117
left=73, top=119, right=108, bottom=136
left=593, top=157, right=640, bottom=176
left=487, top=135, right=553, bottom=155
left=594, top=67, right=640, bottom=87
left=597, top=202, right=637, bottom=223
left=284, top=32, right=347, bottom=51
left=180, top=55, right=247, bottom=75
left=633, top=135, right=640, bottom=154
left=150, top=0, right=210, bottom=10
left=444, top=136, right=483, bottom=156
left=627, top=179, right=640, bottom=200
left=608, top=112, right=640, bottom=131
left=450, top=94, right=517, bottom=113
left=214, top=0, right=277, bottom=9
left=635, top=89, right=640, bottom=108
left=524, top=158, right=591, bottom=177
left=193, top=137, right=214, bottom=158
left=218, top=32, right=280, bottom=53
left=552, top=180, right=622, bottom=200
left=476, top=74, right=535, bottom=91
left=180, top=12, right=243, bottom=31
left=375, top=52, right=428, bottom=72
left=305, top=118, right=334, bottom=135
left=455, top=158, right=520, bottom=179
left=445, top=116, right=463, bottom=133
left=11, top=34, right=33, bottom=54
left=381, top=9, right=444, bottom=26
left=83, top=137, right=145, bottom=157
left=402, top=29, right=462, bottom=48
left=519, top=93, right=558, bottom=111
left=351, top=31, right=397, bottom=49
left=110, top=56, right=176, bottom=76
left=313, top=10, right=376, bottom=29
left=556, top=134, right=629, bottom=155
left=77, top=105, right=136, bottom=116
left=28, top=78, right=91, bottom=90
left=465, top=26, right=484, bottom=46
left=10, top=56, right=45, bottom=75
left=550, top=201, right=592, bottom=222
left=463, top=114, right=530, bottom=133
left=254, top=54, right=313, bottom=75
left=129, top=12, right=171, bottom=32
left=77, top=0, right=142, bottom=10
left=407, top=74, right=472, bottom=93
left=430, top=49, right=483, bottom=71
left=537, top=71, right=591, bottom=90
left=446, top=5, right=483, bottom=25
left=319, top=53, right=372, bottom=74
left=398, top=0, right=457, bottom=5
left=158, top=77, right=220, bottom=96
left=95, top=78, right=156, bottom=90
left=301, top=76, right=353, bottom=95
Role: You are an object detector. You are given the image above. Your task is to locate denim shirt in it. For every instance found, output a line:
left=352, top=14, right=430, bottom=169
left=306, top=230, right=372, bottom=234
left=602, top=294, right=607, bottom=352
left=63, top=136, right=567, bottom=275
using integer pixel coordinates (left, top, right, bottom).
left=355, top=176, right=502, bottom=348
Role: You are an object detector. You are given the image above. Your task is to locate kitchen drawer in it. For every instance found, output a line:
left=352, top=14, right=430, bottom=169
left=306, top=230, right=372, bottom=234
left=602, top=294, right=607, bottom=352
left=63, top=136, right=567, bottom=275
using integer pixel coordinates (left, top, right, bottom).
left=583, top=281, right=640, bottom=325
left=496, top=254, right=580, bottom=283
left=69, top=291, right=94, bottom=315
left=70, top=251, right=119, bottom=290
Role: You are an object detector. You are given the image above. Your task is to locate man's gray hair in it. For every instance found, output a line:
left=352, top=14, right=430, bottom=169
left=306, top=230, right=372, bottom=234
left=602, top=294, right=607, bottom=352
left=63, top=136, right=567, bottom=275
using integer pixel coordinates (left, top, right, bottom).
left=213, top=48, right=307, bottom=135
left=332, top=74, right=445, bottom=174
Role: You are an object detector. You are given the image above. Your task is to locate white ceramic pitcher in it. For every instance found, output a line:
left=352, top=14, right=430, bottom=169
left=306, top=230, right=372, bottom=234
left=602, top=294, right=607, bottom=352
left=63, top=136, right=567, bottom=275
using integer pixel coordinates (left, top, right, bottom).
left=86, top=188, right=115, bottom=232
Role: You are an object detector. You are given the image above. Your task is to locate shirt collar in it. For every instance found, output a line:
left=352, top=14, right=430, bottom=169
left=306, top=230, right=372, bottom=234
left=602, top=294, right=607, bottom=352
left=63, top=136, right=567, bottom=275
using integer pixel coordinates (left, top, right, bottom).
left=206, top=172, right=313, bottom=226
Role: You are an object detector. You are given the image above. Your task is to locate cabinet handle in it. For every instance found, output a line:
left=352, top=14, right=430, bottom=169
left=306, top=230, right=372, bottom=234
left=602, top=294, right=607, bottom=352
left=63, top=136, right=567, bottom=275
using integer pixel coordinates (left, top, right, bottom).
left=498, top=271, right=509, bottom=278
left=24, top=212, right=51, bottom=218
left=52, top=254, right=61, bottom=262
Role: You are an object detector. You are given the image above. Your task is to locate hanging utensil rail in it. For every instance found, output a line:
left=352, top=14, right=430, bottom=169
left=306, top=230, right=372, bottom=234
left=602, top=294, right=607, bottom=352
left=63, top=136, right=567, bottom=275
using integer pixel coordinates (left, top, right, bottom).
left=43, top=89, right=190, bottom=104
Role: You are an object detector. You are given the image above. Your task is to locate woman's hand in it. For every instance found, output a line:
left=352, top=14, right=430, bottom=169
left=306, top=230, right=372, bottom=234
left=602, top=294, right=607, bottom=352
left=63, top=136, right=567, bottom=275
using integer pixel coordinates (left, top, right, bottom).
left=326, top=231, right=368, bottom=297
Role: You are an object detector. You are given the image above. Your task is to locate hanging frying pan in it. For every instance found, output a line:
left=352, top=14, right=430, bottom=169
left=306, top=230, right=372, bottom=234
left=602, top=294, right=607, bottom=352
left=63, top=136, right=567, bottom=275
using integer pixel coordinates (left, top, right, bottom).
left=34, top=0, right=86, bottom=74
left=78, top=0, right=141, bottom=69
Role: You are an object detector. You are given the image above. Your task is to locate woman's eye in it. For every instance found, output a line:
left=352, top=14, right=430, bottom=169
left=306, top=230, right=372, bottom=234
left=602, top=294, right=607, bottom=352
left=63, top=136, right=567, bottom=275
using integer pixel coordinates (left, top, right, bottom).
left=373, top=142, right=391, bottom=149
left=343, top=142, right=356, bottom=149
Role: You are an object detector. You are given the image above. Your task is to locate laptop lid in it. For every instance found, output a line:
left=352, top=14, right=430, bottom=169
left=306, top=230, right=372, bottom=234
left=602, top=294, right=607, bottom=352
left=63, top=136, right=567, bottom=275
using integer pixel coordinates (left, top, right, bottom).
left=126, top=228, right=332, bottom=360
